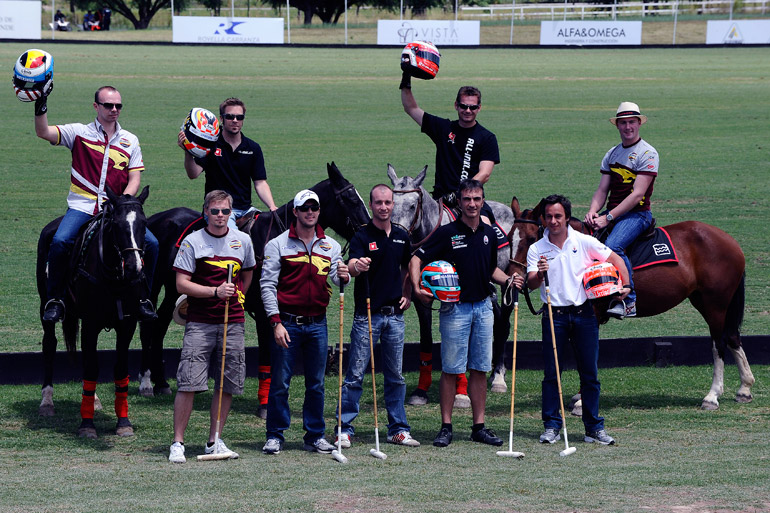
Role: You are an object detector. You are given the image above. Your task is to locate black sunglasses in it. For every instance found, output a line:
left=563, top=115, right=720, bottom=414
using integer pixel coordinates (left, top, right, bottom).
left=97, top=102, right=123, bottom=111
left=458, top=102, right=480, bottom=111
left=209, top=208, right=232, bottom=216
left=223, top=114, right=245, bottom=121
left=297, top=204, right=320, bottom=212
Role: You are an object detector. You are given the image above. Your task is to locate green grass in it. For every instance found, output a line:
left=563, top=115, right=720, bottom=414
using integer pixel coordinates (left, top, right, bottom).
left=1, top=44, right=769, bottom=353
left=1, top=366, right=768, bottom=512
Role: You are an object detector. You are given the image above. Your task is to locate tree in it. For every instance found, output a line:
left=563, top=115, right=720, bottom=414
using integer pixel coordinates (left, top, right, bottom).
left=100, top=0, right=171, bottom=29
left=263, top=0, right=369, bottom=25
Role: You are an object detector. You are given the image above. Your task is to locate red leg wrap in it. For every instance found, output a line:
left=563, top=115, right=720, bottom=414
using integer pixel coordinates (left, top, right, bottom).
left=258, top=365, right=271, bottom=406
left=81, top=380, right=97, bottom=419
left=417, top=352, right=433, bottom=391
left=114, top=376, right=129, bottom=418
left=456, top=373, right=468, bottom=396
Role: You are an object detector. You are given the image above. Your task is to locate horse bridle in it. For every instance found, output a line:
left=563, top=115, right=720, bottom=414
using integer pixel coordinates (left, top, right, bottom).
left=508, top=217, right=544, bottom=316
left=392, top=187, right=446, bottom=250
left=99, top=200, right=146, bottom=283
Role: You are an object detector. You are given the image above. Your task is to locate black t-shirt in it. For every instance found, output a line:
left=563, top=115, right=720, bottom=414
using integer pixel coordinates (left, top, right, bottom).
left=416, top=218, right=497, bottom=302
left=421, top=113, right=500, bottom=199
left=349, top=223, right=411, bottom=316
left=194, top=133, right=267, bottom=211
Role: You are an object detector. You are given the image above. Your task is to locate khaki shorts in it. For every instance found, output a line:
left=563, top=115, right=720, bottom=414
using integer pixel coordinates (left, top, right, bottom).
left=176, top=321, right=245, bottom=395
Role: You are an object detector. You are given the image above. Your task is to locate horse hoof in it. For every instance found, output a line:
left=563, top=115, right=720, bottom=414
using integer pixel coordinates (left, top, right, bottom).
left=489, top=374, right=507, bottom=393
left=116, top=418, right=134, bottom=437
left=700, top=400, right=719, bottom=411
left=93, top=394, right=103, bottom=411
left=735, top=393, right=753, bottom=404
left=39, top=386, right=55, bottom=416
left=453, top=394, right=471, bottom=409
left=568, top=393, right=582, bottom=410
left=38, top=404, right=55, bottom=417
left=138, top=371, right=154, bottom=397
left=78, top=427, right=98, bottom=439
left=256, top=406, right=268, bottom=420
left=407, top=389, right=429, bottom=406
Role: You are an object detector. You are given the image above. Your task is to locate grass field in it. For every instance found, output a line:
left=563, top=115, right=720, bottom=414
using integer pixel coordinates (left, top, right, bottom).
left=0, top=366, right=768, bottom=513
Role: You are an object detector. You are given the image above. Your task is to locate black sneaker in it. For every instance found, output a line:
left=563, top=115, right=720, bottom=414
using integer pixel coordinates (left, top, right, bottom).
left=433, top=427, right=452, bottom=447
left=470, top=427, right=503, bottom=446
left=42, top=299, right=65, bottom=323
left=138, top=299, right=158, bottom=321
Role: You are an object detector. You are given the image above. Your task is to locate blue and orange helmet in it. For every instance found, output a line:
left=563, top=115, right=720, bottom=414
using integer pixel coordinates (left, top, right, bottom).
left=421, top=260, right=460, bottom=302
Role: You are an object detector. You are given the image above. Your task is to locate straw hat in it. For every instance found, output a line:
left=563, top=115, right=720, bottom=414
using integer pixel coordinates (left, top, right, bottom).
left=172, top=294, right=188, bottom=326
left=610, top=102, right=647, bottom=125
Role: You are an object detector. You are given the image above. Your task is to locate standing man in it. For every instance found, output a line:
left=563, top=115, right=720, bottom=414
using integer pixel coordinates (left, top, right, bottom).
left=337, top=184, right=418, bottom=449
left=178, top=97, right=278, bottom=231
left=33, top=84, right=159, bottom=323
left=584, top=102, right=658, bottom=318
left=409, top=179, right=510, bottom=448
left=261, top=190, right=350, bottom=455
left=168, top=190, right=256, bottom=463
left=512, top=194, right=629, bottom=447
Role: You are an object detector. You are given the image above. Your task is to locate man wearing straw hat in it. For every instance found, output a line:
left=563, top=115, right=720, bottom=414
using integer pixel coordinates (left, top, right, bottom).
left=584, top=102, right=659, bottom=318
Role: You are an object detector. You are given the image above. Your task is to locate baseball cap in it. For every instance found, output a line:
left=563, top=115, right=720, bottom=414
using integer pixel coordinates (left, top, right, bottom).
left=293, top=189, right=320, bottom=208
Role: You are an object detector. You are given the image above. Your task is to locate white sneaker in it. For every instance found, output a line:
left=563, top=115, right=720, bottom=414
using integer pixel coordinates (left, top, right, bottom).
left=303, top=437, right=335, bottom=454
left=205, top=438, right=239, bottom=459
left=169, top=441, right=186, bottom=463
left=335, top=433, right=351, bottom=448
left=387, top=431, right=421, bottom=447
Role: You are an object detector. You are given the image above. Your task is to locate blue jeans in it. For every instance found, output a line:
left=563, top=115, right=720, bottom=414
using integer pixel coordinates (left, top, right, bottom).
left=266, top=318, right=328, bottom=444
left=438, top=298, right=494, bottom=374
left=47, top=208, right=159, bottom=298
left=604, top=210, right=652, bottom=304
left=541, top=304, right=604, bottom=433
left=339, top=313, right=409, bottom=437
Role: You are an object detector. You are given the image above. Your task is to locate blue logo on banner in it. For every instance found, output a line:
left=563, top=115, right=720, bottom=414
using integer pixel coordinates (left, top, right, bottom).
left=215, top=21, right=245, bottom=35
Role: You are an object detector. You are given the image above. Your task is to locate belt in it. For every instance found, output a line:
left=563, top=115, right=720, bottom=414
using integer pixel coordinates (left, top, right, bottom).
left=375, top=306, right=400, bottom=316
left=546, top=302, right=593, bottom=317
left=279, top=312, right=326, bottom=325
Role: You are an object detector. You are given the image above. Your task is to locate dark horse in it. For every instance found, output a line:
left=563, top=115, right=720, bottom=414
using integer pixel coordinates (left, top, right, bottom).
left=37, top=186, right=150, bottom=438
left=504, top=197, right=755, bottom=410
left=137, top=163, right=371, bottom=417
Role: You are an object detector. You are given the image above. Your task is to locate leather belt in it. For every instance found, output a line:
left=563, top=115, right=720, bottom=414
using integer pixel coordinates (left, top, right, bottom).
left=376, top=306, right=400, bottom=316
left=279, top=312, right=326, bottom=325
left=546, top=302, right=593, bottom=317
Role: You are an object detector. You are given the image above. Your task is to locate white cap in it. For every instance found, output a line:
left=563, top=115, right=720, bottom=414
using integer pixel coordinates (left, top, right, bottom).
left=610, top=101, right=647, bottom=125
left=293, top=189, right=320, bottom=208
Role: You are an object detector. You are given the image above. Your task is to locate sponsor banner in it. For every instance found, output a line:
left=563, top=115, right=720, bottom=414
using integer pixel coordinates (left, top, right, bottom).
left=377, top=20, right=480, bottom=46
left=540, top=21, right=641, bottom=46
left=172, top=16, right=283, bottom=44
left=706, top=20, right=770, bottom=44
left=0, top=1, right=42, bottom=39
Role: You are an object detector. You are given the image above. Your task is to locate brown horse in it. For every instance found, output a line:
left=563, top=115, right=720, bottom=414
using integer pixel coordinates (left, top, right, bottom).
left=505, top=197, right=755, bottom=410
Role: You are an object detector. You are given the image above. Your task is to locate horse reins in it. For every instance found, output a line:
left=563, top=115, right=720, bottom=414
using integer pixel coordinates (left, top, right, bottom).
left=392, top=187, right=446, bottom=250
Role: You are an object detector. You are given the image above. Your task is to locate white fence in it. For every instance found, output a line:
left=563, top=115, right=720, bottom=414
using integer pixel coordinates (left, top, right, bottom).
left=461, top=0, right=769, bottom=20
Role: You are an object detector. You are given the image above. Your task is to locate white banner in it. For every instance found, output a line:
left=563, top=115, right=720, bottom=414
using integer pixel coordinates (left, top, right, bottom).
left=540, top=21, right=642, bottom=46
left=706, top=20, right=770, bottom=44
left=377, top=20, right=480, bottom=46
left=0, top=0, right=41, bottom=40
left=172, top=16, right=283, bottom=44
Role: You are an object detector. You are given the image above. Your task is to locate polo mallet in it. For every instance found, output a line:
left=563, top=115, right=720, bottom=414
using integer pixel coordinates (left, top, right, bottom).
left=197, top=264, right=235, bottom=461
left=497, top=285, right=524, bottom=459
left=331, top=280, right=349, bottom=464
left=365, top=276, right=387, bottom=460
left=544, top=271, right=576, bottom=457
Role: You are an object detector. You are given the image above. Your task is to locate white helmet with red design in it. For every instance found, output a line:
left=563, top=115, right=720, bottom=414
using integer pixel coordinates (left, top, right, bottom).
left=181, top=107, right=220, bottom=158
left=583, top=262, right=623, bottom=300
left=401, top=40, right=441, bottom=80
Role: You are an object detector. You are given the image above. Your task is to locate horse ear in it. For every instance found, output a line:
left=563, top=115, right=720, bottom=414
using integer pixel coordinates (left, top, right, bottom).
left=415, top=166, right=428, bottom=187
left=511, top=196, right=521, bottom=218
left=137, top=185, right=150, bottom=205
left=105, top=185, right=118, bottom=204
left=327, top=161, right=344, bottom=185
left=386, top=164, right=398, bottom=185
left=533, top=198, right=545, bottom=221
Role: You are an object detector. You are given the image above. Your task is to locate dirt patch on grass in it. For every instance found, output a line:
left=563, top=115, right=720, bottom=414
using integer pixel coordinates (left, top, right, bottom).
left=314, top=493, right=403, bottom=513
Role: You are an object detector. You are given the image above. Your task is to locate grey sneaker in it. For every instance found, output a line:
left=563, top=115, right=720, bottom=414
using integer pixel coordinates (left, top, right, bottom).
left=387, top=431, right=420, bottom=447
left=585, top=429, right=615, bottom=445
left=262, top=438, right=283, bottom=455
left=607, top=300, right=626, bottom=319
left=539, top=428, right=561, bottom=444
left=303, top=437, right=335, bottom=454
left=205, top=438, right=239, bottom=459
left=168, top=441, right=186, bottom=463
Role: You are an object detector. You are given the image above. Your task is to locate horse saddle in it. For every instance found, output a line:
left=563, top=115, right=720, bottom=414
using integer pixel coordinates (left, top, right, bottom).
left=625, top=226, right=679, bottom=271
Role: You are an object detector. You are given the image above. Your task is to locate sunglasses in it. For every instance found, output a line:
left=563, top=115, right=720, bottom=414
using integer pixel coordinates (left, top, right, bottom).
left=223, top=114, right=245, bottom=121
left=97, top=102, right=123, bottom=111
left=209, top=208, right=232, bottom=216
left=458, top=102, right=480, bottom=111
left=297, top=204, right=320, bottom=212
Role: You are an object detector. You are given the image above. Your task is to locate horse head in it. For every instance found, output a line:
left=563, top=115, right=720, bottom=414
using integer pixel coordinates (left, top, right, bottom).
left=313, top=162, right=370, bottom=240
left=387, top=164, right=438, bottom=244
left=508, top=197, right=543, bottom=276
left=103, top=185, right=149, bottom=281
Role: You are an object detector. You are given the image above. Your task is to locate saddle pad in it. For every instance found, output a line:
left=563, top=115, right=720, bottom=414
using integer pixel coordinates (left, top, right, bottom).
left=175, top=217, right=206, bottom=248
left=627, top=227, right=678, bottom=270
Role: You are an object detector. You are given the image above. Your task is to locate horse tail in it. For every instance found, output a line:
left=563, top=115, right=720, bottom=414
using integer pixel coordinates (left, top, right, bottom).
left=722, top=272, right=745, bottom=348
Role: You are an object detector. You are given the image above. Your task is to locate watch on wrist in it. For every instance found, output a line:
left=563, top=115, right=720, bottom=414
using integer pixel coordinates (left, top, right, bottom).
left=606, top=212, right=614, bottom=222
left=271, top=321, right=281, bottom=328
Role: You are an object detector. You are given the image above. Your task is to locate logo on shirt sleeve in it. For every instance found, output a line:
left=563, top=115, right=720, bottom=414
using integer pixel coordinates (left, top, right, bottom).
left=369, top=242, right=378, bottom=251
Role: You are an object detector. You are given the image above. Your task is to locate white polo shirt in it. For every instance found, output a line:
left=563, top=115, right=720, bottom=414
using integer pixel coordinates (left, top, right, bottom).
left=527, top=226, right=612, bottom=307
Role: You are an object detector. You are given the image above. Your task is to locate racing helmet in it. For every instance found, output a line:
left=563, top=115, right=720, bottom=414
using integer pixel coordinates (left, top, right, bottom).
left=181, top=108, right=220, bottom=158
left=421, top=260, right=460, bottom=302
left=13, top=49, right=54, bottom=102
left=401, top=41, right=440, bottom=80
left=583, top=262, right=623, bottom=300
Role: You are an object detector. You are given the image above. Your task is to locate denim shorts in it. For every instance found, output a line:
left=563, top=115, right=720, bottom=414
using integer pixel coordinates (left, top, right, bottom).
left=176, top=321, right=245, bottom=394
left=438, top=297, right=494, bottom=374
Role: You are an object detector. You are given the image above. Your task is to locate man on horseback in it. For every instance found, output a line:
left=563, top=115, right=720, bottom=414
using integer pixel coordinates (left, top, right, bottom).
left=178, top=97, right=278, bottom=230
left=584, top=102, right=658, bottom=318
left=33, top=85, right=159, bottom=323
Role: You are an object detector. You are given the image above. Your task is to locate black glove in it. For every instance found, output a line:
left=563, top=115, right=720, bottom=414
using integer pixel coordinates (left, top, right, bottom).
left=442, top=191, right=457, bottom=208
left=35, top=96, right=48, bottom=116
left=399, top=71, right=412, bottom=90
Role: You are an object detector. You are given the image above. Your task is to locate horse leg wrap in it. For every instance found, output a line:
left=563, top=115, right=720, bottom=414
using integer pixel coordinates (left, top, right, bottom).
left=258, top=366, right=271, bottom=407
left=455, top=373, right=468, bottom=396
left=81, top=380, right=98, bottom=419
left=417, top=352, right=433, bottom=391
left=114, top=376, right=130, bottom=418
